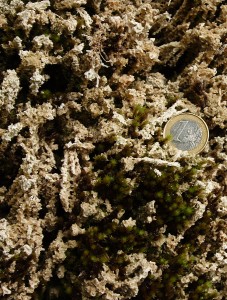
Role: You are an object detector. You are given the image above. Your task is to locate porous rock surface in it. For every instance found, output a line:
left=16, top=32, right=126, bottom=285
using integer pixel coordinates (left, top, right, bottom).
left=0, top=1, right=226, bottom=299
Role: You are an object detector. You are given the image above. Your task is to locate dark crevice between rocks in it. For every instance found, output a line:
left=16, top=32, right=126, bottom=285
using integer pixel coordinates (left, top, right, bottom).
left=209, top=1, right=223, bottom=22
left=209, top=125, right=226, bottom=139
left=70, top=108, right=99, bottom=127
left=153, top=42, right=201, bottom=80
left=188, top=12, right=207, bottom=29
left=33, top=273, right=81, bottom=300
left=16, top=72, right=31, bottom=105
left=1, top=50, right=21, bottom=71
left=40, top=64, right=70, bottom=93
left=113, top=94, right=123, bottom=108
left=84, top=0, right=97, bottom=16
left=0, top=138, right=25, bottom=188
left=38, top=117, right=68, bottom=147
left=167, top=0, right=185, bottom=16
left=171, top=0, right=197, bottom=26
left=0, top=202, right=11, bottom=218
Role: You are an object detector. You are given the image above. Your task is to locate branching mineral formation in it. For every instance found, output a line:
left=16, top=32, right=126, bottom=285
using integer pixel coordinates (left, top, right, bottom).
left=0, top=0, right=226, bottom=299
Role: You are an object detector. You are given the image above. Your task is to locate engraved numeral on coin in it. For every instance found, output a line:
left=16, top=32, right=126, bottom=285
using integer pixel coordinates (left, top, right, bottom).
left=173, top=120, right=189, bottom=142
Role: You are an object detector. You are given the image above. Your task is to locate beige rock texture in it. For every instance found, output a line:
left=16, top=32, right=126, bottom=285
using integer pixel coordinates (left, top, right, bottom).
left=0, top=0, right=226, bottom=299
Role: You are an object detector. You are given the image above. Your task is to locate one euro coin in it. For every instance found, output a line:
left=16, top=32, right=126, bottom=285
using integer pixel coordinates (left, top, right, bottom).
left=163, top=113, right=209, bottom=154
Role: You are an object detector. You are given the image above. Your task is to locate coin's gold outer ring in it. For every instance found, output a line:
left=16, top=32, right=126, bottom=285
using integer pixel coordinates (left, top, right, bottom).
left=163, top=113, right=209, bottom=155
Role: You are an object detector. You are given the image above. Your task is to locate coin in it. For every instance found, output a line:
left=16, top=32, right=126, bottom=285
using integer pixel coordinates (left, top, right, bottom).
left=163, top=113, right=209, bottom=154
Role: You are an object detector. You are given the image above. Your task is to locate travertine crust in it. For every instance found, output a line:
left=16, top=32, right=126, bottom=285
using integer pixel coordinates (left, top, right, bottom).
left=0, top=0, right=226, bottom=299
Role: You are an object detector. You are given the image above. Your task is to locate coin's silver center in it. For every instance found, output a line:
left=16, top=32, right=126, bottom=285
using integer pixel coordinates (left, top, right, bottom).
left=170, top=119, right=202, bottom=151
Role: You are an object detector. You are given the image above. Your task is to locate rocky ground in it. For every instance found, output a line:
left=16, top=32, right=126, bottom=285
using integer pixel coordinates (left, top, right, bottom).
left=0, top=0, right=226, bottom=299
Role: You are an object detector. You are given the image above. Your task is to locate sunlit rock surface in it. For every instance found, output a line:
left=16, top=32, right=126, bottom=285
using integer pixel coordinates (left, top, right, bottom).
left=0, top=0, right=226, bottom=299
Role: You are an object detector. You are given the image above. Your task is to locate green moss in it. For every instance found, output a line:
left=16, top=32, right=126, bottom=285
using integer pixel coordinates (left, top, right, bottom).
left=130, top=163, right=201, bottom=234
left=108, top=158, right=118, bottom=167
left=61, top=157, right=207, bottom=297
left=102, top=174, right=115, bottom=186
left=50, top=33, right=61, bottom=43
left=40, top=89, right=52, bottom=99
left=63, top=221, right=150, bottom=286
left=159, top=258, right=168, bottom=265
left=165, top=94, right=178, bottom=107
left=154, top=190, right=164, bottom=198
left=159, top=134, right=173, bottom=146
left=188, top=279, right=218, bottom=300
left=129, top=104, right=150, bottom=137
left=188, top=186, right=200, bottom=193
left=94, top=151, right=131, bottom=204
